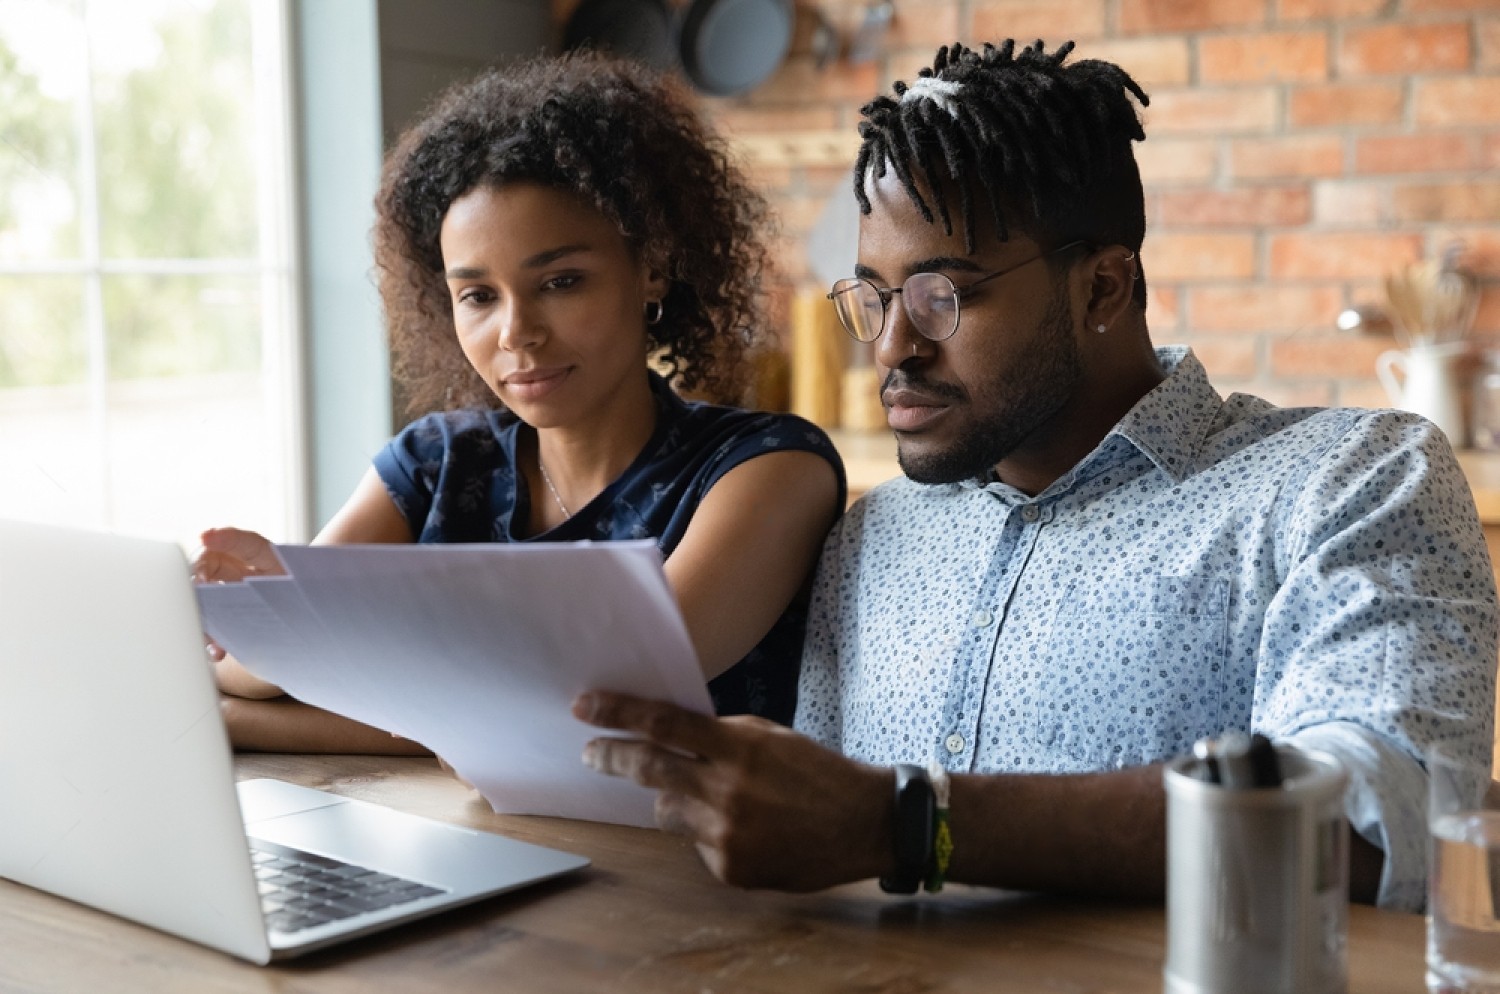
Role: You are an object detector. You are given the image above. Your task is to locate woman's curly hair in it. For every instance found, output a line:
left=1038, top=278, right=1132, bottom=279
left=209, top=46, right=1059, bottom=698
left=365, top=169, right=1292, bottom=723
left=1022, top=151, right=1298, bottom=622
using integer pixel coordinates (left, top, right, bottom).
left=375, top=52, right=771, bottom=416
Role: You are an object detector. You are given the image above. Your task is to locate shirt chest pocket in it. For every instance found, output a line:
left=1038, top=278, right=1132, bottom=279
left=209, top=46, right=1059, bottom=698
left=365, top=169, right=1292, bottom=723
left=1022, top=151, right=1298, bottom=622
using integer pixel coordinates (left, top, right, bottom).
left=1029, top=575, right=1232, bottom=771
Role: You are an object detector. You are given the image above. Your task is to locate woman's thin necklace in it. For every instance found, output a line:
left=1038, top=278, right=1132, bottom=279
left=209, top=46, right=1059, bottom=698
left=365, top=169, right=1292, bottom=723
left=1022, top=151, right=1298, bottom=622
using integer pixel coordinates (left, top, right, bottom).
left=537, top=458, right=571, bottom=518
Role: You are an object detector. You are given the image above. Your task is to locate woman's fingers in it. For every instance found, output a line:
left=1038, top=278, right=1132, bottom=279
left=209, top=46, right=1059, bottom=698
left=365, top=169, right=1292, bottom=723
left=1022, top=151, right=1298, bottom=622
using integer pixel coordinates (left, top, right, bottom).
left=196, top=527, right=286, bottom=579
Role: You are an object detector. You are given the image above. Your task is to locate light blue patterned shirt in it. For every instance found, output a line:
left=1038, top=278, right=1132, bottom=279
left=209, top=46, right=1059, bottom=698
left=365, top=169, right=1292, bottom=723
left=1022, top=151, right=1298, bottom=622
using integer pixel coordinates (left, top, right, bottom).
left=795, top=347, right=1498, bottom=911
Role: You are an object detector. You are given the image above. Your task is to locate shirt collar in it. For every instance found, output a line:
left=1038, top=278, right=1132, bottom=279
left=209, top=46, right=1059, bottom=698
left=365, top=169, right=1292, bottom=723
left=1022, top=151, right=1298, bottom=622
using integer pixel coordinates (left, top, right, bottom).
left=957, top=345, right=1222, bottom=500
left=1105, top=346, right=1222, bottom=484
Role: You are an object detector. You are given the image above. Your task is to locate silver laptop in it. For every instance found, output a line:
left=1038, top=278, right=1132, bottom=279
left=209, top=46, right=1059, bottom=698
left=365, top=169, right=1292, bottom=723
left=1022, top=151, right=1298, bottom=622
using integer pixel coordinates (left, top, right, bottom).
left=0, top=519, right=590, bottom=963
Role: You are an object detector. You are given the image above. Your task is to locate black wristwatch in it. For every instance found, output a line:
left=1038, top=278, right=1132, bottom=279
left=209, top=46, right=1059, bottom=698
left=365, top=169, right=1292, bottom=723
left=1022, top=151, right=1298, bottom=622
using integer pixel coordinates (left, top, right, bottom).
left=878, top=764, right=933, bottom=894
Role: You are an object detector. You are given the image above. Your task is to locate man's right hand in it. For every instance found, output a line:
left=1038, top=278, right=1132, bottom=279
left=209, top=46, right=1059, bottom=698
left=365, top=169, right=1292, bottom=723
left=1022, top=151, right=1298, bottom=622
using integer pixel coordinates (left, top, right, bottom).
left=574, top=691, right=893, bottom=892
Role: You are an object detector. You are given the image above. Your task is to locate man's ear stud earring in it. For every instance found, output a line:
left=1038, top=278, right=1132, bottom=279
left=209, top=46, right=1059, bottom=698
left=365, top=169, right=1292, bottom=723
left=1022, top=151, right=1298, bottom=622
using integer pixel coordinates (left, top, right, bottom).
left=1096, top=324, right=1107, bottom=334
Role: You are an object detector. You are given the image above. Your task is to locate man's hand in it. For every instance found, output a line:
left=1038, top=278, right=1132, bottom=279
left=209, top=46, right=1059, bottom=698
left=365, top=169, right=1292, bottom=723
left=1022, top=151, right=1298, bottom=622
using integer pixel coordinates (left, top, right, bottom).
left=574, top=691, right=892, bottom=891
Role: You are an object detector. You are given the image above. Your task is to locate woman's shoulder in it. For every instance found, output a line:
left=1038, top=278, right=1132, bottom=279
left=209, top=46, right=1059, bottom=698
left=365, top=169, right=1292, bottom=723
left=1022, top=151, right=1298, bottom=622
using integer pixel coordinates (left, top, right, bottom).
left=671, top=397, right=839, bottom=454
left=388, top=407, right=519, bottom=459
left=651, top=398, right=845, bottom=508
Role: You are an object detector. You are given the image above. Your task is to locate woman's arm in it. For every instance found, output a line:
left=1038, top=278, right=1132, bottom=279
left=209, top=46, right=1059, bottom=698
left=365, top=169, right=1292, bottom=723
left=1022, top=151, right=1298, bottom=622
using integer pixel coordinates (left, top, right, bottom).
left=203, top=468, right=420, bottom=752
left=662, top=450, right=841, bottom=680
left=220, top=695, right=433, bottom=755
left=310, top=467, right=417, bottom=545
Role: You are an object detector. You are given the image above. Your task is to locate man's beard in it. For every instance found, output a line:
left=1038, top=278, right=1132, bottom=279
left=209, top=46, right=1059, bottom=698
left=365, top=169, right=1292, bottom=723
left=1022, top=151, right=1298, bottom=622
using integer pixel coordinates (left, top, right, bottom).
left=896, top=284, right=1082, bottom=485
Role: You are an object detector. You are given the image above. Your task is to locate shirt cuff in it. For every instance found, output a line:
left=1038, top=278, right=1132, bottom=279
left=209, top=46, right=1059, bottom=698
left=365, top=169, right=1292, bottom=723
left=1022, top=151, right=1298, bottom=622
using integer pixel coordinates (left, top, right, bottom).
left=1282, top=721, right=1428, bottom=913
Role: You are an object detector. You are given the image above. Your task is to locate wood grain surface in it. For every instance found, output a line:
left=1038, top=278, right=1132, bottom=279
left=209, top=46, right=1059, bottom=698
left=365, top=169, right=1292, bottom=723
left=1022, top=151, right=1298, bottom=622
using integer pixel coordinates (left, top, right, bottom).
left=0, top=754, right=1428, bottom=994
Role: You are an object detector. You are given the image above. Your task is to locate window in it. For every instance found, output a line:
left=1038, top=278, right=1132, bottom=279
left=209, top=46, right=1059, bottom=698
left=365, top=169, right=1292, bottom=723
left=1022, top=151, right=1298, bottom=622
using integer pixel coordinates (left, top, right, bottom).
left=0, top=0, right=304, bottom=548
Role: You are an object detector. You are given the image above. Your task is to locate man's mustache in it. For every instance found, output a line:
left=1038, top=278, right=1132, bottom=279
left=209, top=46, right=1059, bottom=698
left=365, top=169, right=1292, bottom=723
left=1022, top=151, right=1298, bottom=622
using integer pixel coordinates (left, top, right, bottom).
left=879, top=370, right=966, bottom=403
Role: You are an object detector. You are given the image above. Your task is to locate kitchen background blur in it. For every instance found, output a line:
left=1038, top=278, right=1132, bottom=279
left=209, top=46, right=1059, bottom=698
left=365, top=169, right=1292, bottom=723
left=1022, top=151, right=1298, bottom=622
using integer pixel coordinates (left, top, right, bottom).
left=665, top=0, right=1500, bottom=430
left=1, top=0, right=1497, bottom=549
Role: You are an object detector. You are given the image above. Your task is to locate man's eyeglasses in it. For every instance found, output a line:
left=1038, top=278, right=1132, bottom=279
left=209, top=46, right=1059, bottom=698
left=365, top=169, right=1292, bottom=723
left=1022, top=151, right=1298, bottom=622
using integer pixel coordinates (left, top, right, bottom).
left=826, top=240, right=1086, bottom=343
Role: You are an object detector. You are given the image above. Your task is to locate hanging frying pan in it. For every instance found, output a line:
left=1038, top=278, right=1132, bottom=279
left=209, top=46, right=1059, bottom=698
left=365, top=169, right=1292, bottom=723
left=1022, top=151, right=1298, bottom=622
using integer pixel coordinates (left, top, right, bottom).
left=562, top=0, right=678, bottom=72
left=677, top=0, right=793, bottom=96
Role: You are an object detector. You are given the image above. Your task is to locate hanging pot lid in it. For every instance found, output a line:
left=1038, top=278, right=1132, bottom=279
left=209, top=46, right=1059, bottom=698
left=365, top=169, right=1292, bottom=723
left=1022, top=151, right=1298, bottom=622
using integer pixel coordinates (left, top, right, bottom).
left=562, top=0, right=678, bottom=72
left=678, top=0, right=793, bottom=96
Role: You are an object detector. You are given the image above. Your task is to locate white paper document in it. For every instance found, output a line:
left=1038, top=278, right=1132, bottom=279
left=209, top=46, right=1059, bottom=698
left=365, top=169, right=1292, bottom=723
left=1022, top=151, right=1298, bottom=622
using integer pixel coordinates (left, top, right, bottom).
left=196, top=541, right=710, bottom=828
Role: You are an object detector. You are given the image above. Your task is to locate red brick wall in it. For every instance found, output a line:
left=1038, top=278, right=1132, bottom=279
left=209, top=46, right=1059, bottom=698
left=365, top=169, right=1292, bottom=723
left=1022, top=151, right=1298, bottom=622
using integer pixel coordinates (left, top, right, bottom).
left=556, top=1, right=1500, bottom=411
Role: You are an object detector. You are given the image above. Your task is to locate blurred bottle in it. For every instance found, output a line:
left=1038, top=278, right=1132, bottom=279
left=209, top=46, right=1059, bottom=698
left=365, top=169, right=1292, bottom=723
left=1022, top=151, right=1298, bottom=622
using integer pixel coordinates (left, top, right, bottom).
left=790, top=287, right=844, bottom=429
left=1472, top=352, right=1500, bottom=452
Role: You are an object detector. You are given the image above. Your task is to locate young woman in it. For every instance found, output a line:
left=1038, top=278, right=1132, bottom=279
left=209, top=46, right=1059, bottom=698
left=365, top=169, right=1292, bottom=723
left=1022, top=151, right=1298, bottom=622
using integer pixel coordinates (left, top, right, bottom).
left=197, top=54, right=844, bottom=753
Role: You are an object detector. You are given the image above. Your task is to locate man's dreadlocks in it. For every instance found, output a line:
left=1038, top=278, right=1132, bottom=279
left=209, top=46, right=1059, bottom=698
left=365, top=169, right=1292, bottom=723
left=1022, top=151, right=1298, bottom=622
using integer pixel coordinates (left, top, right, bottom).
left=854, top=40, right=1151, bottom=307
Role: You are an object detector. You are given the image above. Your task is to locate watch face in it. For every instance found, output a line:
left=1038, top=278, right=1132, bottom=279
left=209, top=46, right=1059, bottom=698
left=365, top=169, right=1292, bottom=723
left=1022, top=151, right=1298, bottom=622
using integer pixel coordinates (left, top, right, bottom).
left=880, top=764, right=933, bottom=894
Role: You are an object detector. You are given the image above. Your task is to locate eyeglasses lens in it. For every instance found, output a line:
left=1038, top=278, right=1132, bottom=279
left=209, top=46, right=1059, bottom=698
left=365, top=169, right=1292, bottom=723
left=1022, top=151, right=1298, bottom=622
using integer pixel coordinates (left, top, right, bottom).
left=830, top=274, right=962, bottom=343
left=905, top=273, right=959, bottom=341
left=830, top=279, right=885, bottom=342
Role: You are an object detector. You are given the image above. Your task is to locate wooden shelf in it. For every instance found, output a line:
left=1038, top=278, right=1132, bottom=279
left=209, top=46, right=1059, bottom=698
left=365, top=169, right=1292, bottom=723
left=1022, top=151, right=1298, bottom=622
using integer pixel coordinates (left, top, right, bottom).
left=1457, top=450, right=1500, bottom=525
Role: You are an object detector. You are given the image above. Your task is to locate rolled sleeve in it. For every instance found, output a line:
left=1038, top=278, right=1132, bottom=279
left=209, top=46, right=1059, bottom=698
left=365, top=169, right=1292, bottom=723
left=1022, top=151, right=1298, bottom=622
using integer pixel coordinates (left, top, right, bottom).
left=1284, top=721, right=1429, bottom=911
left=1259, top=414, right=1497, bottom=911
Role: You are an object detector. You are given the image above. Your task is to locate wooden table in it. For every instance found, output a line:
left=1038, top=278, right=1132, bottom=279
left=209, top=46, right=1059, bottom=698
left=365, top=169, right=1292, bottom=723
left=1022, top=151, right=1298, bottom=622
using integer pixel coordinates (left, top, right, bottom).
left=0, top=755, right=1427, bottom=993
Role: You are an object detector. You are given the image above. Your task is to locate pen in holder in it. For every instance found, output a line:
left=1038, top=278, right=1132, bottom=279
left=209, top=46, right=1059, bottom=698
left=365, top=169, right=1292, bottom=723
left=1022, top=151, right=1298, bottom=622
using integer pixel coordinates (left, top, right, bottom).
left=1163, top=736, right=1350, bottom=994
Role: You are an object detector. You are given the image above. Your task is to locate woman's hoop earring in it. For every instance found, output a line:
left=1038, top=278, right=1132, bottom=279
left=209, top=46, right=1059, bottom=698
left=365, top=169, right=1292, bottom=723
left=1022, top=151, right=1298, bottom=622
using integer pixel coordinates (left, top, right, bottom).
left=644, top=300, right=664, bottom=326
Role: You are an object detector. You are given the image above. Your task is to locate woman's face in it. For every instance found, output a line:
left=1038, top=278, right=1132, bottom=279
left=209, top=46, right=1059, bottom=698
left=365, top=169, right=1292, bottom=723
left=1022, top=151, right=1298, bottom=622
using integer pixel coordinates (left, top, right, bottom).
left=439, top=182, right=664, bottom=427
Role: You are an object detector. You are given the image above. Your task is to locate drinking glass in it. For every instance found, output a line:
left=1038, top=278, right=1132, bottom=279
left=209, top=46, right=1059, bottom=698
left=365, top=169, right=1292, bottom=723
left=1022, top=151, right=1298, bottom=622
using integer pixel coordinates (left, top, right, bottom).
left=1427, top=744, right=1500, bottom=993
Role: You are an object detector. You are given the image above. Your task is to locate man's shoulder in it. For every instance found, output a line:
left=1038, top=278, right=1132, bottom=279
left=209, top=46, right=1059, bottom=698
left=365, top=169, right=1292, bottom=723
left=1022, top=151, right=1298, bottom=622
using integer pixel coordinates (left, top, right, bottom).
left=1206, top=397, right=1441, bottom=466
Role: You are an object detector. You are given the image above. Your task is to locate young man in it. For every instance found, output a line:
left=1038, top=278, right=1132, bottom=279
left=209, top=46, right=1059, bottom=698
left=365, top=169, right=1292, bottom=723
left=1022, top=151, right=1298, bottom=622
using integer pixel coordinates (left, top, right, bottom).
left=575, top=40, right=1497, bottom=911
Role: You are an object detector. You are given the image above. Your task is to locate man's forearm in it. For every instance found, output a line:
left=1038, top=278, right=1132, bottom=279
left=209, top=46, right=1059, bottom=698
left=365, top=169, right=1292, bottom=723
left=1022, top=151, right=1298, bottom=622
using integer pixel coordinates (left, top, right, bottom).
left=945, top=765, right=1166, bottom=897
left=944, top=764, right=1384, bottom=902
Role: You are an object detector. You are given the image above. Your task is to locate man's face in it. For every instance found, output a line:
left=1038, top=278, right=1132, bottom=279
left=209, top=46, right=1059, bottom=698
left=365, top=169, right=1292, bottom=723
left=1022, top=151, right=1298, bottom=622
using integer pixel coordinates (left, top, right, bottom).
left=857, top=171, right=1085, bottom=485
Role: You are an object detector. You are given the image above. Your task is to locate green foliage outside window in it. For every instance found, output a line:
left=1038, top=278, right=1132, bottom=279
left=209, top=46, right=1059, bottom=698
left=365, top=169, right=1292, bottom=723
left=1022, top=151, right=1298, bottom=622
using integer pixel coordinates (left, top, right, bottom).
left=93, top=0, right=258, bottom=260
left=0, top=0, right=262, bottom=388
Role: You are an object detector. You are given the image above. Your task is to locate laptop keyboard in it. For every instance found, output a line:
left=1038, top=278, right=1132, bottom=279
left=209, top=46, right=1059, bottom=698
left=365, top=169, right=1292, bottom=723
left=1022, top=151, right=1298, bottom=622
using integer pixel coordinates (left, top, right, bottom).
left=249, top=838, right=448, bottom=935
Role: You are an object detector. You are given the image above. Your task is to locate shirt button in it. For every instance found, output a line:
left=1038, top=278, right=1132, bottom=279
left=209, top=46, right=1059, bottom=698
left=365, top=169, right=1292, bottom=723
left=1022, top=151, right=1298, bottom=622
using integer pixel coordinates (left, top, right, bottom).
left=971, top=609, right=993, bottom=628
left=1021, top=505, right=1040, bottom=522
left=944, top=733, right=965, bottom=754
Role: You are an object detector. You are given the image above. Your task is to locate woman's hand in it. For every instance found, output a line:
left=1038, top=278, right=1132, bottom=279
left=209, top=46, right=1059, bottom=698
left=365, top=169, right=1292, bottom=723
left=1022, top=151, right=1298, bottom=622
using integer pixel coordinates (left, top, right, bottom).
left=193, top=526, right=286, bottom=584
left=194, top=526, right=287, bottom=697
